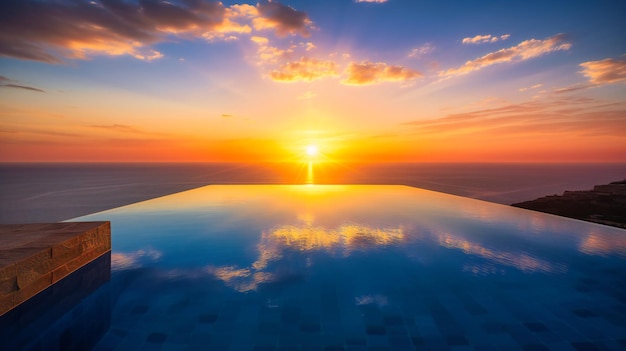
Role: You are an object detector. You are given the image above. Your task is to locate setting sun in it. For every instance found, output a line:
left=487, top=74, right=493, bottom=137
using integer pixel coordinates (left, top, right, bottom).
left=306, top=145, right=319, bottom=157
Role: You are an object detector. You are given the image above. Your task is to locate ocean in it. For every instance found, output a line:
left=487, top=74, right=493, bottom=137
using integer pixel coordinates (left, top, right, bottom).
left=1, top=162, right=625, bottom=224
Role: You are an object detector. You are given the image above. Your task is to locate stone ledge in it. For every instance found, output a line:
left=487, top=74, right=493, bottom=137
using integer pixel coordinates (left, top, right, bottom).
left=0, top=222, right=111, bottom=316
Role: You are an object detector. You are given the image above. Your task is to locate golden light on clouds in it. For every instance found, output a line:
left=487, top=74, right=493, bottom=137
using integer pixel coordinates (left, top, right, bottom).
left=342, top=61, right=422, bottom=85
left=580, top=57, right=626, bottom=85
left=269, top=57, right=339, bottom=82
left=443, top=34, right=571, bottom=77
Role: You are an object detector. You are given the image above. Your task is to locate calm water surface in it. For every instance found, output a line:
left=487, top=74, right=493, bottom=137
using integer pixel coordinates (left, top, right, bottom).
left=6, top=185, right=624, bottom=350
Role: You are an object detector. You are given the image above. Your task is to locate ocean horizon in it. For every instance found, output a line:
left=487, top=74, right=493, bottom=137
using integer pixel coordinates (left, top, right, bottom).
left=1, top=162, right=625, bottom=225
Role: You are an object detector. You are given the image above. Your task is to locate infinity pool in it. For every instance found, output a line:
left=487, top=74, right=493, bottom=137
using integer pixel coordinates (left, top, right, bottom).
left=10, top=185, right=626, bottom=350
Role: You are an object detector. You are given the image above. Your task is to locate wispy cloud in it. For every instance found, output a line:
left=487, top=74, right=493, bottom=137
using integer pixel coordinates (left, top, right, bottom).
left=0, top=0, right=312, bottom=63
left=355, top=0, right=389, bottom=3
left=580, top=56, right=626, bottom=85
left=402, top=96, right=626, bottom=138
left=519, top=83, right=543, bottom=92
left=342, top=61, right=422, bottom=85
left=1, top=84, right=46, bottom=93
left=0, top=76, right=45, bottom=92
left=462, top=34, right=510, bottom=44
left=443, top=34, right=571, bottom=77
left=270, top=57, right=339, bottom=82
left=408, top=43, right=434, bottom=58
left=88, top=124, right=162, bottom=136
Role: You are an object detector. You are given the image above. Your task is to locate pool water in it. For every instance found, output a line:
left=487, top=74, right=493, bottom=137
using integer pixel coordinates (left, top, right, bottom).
left=16, top=185, right=626, bottom=350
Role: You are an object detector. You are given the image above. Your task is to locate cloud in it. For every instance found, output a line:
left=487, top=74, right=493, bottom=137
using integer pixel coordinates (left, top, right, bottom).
left=519, top=83, right=543, bottom=92
left=89, top=124, right=145, bottom=134
left=408, top=43, right=434, bottom=58
left=111, top=248, right=162, bottom=271
left=342, top=61, right=422, bottom=85
left=444, top=34, right=571, bottom=77
left=0, top=0, right=311, bottom=63
left=250, top=35, right=294, bottom=64
left=580, top=57, right=626, bottom=85
left=0, top=76, right=46, bottom=92
left=1, top=84, right=46, bottom=93
left=254, top=1, right=313, bottom=37
left=402, top=96, right=626, bottom=138
left=355, top=0, right=389, bottom=3
left=269, top=57, right=339, bottom=82
left=462, top=34, right=510, bottom=44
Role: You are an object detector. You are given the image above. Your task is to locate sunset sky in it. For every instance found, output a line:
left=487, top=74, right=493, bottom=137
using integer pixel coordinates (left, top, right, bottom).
left=1, top=0, right=625, bottom=162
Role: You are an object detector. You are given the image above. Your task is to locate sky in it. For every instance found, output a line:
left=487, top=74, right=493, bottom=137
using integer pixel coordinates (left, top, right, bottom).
left=0, top=0, right=625, bottom=163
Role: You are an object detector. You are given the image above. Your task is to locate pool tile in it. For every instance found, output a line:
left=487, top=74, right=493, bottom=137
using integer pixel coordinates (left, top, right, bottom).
left=388, top=335, right=412, bottom=349
left=365, top=325, right=386, bottom=335
left=524, top=322, right=549, bottom=333
left=198, top=314, right=218, bottom=324
left=301, top=323, right=322, bottom=333
left=146, top=332, right=168, bottom=344
left=522, top=344, right=550, bottom=351
left=445, top=335, right=469, bottom=346
left=570, top=341, right=605, bottom=351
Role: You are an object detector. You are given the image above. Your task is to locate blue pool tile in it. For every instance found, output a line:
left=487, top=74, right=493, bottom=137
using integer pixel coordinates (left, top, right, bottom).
left=301, top=323, right=322, bottom=333
left=277, top=346, right=299, bottom=351
left=366, top=334, right=388, bottom=348
left=365, top=325, right=386, bottom=335
left=483, top=322, right=507, bottom=334
left=388, top=335, right=412, bottom=349
left=132, top=305, right=150, bottom=315
left=572, top=309, right=597, bottom=318
left=570, top=341, right=605, bottom=351
left=198, top=314, right=218, bottom=324
left=445, top=335, right=469, bottom=346
left=524, top=322, right=550, bottom=333
left=536, top=331, right=563, bottom=344
left=146, top=332, right=168, bottom=344
left=522, top=344, right=550, bottom=351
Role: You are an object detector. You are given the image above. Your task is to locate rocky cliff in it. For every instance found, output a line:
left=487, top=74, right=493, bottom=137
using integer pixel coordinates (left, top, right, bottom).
left=512, top=180, right=626, bottom=229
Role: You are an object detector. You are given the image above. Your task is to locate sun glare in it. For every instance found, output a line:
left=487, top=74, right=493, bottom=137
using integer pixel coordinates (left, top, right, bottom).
left=306, top=144, right=319, bottom=157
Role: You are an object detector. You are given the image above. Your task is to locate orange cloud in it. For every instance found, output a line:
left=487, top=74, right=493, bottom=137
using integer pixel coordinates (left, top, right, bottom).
left=580, top=57, right=626, bottom=85
left=269, top=57, right=339, bottom=82
left=444, top=34, right=571, bottom=77
left=342, top=61, right=422, bottom=85
left=462, top=34, right=510, bottom=44
left=250, top=36, right=294, bottom=64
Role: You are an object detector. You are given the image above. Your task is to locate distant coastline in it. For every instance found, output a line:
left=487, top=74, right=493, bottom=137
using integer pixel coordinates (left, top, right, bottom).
left=512, top=180, right=626, bottom=229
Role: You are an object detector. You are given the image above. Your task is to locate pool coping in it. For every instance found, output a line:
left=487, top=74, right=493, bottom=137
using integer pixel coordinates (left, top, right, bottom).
left=0, top=221, right=111, bottom=316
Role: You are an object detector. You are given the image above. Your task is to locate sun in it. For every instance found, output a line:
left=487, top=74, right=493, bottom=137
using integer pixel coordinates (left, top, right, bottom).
left=305, top=144, right=318, bottom=157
